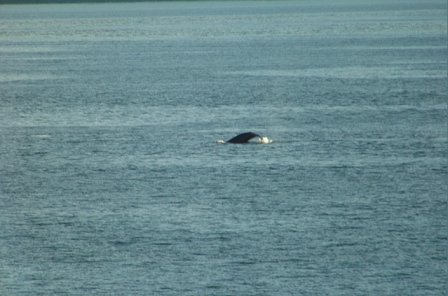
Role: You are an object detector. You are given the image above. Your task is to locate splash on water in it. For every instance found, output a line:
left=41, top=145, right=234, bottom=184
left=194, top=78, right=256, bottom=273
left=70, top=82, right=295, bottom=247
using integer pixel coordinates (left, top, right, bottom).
left=256, top=136, right=272, bottom=144
left=216, top=137, right=272, bottom=144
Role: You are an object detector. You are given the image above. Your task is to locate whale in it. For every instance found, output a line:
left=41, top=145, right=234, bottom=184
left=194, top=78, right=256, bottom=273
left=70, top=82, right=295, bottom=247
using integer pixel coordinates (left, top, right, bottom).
left=227, top=132, right=262, bottom=143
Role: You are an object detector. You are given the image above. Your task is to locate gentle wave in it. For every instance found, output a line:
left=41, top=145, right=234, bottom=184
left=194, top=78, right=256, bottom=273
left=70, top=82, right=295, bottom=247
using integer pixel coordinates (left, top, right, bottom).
left=227, top=66, right=447, bottom=79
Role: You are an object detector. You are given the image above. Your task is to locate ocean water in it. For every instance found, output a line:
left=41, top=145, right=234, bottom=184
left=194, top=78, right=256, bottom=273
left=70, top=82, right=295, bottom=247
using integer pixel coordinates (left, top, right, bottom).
left=0, top=0, right=447, bottom=295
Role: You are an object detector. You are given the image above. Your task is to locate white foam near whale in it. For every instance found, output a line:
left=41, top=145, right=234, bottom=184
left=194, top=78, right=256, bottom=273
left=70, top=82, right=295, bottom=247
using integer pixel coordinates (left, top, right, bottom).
left=256, top=136, right=272, bottom=144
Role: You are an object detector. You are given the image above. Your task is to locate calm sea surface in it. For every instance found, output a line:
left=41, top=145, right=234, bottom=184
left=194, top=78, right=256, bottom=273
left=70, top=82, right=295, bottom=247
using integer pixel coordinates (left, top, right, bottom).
left=0, top=0, right=447, bottom=295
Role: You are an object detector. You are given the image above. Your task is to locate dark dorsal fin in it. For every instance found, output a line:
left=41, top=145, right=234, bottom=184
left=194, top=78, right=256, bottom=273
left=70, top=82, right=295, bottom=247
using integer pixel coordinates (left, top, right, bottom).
left=227, top=132, right=261, bottom=143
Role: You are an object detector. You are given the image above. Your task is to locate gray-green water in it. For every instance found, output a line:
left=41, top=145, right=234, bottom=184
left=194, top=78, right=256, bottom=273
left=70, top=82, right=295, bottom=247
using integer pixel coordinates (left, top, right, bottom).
left=0, top=0, right=446, bottom=295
